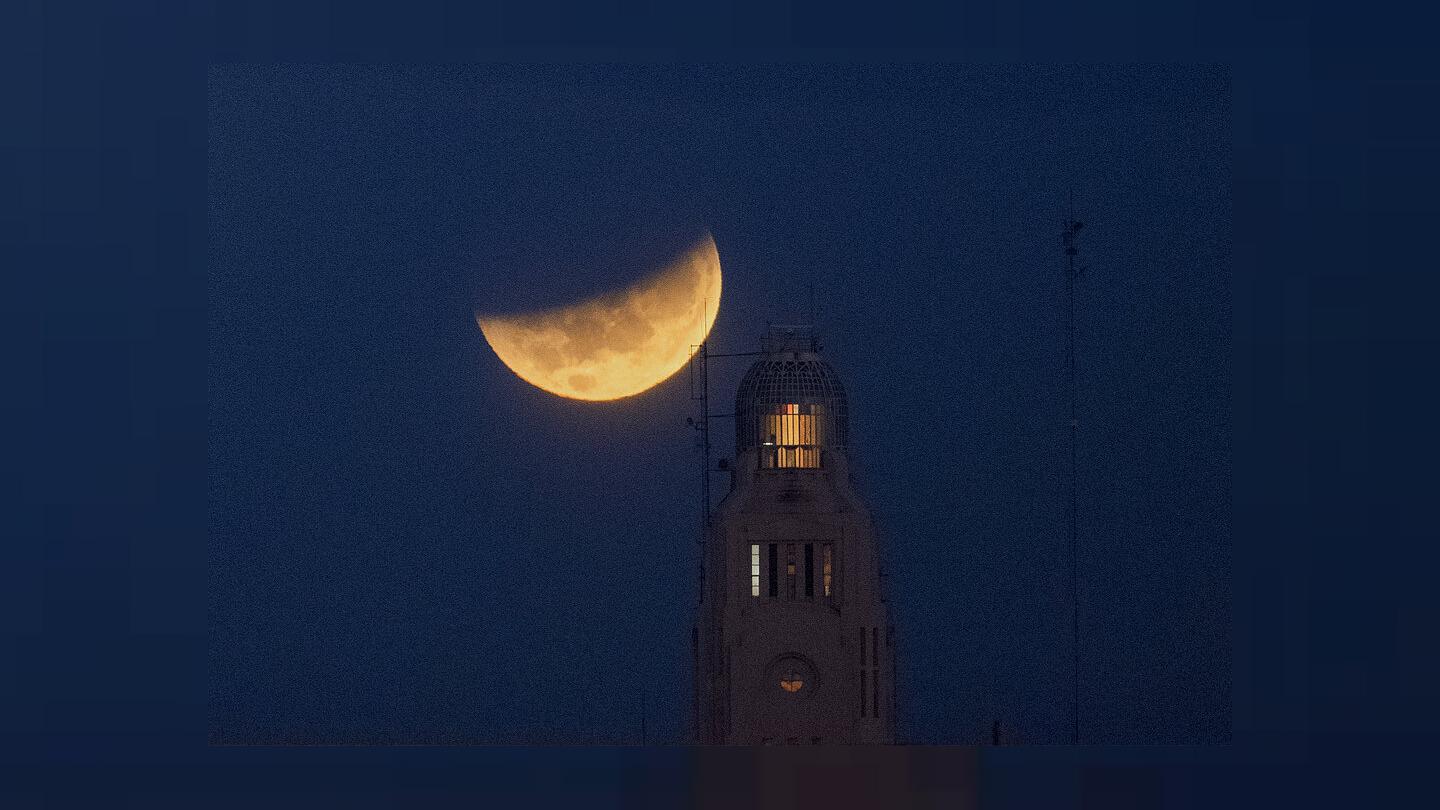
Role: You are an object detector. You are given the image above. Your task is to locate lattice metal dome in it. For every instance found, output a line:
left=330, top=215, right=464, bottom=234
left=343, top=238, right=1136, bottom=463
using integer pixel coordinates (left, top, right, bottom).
left=734, top=337, right=849, bottom=454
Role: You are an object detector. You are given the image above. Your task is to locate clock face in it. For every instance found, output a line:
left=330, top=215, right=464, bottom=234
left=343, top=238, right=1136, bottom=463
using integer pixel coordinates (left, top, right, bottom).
left=767, top=655, right=816, bottom=697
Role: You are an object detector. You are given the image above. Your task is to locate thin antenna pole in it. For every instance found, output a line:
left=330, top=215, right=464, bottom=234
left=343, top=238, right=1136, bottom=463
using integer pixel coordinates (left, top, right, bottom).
left=700, top=296, right=714, bottom=526
left=1062, top=201, right=1084, bottom=745
left=701, top=339, right=710, bottom=525
left=691, top=299, right=712, bottom=616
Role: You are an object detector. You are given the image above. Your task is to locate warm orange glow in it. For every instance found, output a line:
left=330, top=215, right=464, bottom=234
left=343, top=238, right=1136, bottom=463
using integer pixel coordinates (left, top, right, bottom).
left=780, top=679, right=804, bottom=693
left=477, top=233, right=722, bottom=401
left=766, top=408, right=817, bottom=445
left=760, top=404, right=823, bottom=468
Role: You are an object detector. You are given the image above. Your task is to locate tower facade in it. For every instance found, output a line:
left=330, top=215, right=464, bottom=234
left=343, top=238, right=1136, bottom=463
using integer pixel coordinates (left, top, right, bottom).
left=694, top=327, right=895, bottom=744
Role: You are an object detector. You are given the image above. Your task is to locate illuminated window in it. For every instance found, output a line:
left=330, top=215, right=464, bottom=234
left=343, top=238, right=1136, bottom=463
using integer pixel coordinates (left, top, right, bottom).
left=804, top=544, right=814, bottom=598
left=759, top=403, right=824, bottom=469
left=750, top=544, right=760, bottom=597
left=822, top=544, right=833, bottom=597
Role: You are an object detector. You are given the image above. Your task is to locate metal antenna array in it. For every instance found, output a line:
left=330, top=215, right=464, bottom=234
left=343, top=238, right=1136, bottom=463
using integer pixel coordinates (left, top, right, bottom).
left=688, top=302, right=762, bottom=602
left=688, top=343, right=765, bottom=514
left=1061, top=200, right=1085, bottom=745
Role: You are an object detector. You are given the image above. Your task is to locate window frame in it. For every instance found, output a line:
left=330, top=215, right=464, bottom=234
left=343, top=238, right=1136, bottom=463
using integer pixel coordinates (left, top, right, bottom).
left=749, top=543, right=760, bottom=597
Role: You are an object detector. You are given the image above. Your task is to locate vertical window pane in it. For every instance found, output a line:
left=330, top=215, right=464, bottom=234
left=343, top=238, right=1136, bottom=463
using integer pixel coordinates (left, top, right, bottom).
left=768, top=544, right=778, bottom=597
left=823, top=544, right=833, bottom=597
left=785, top=544, right=796, bottom=600
left=872, top=626, right=882, bottom=719
left=761, top=407, right=823, bottom=468
left=860, top=670, right=867, bottom=717
left=860, top=626, right=867, bottom=667
left=804, top=544, right=814, bottom=597
left=750, top=544, right=760, bottom=597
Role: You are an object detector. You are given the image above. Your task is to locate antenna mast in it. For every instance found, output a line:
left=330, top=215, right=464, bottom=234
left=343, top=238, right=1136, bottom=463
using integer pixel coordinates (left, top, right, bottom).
left=690, top=300, right=713, bottom=599
left=1062, top=198, right=1085, bottom=745
left=699, top=338, right=711, bottom=528
left=688, top=304, right=762, bottom=593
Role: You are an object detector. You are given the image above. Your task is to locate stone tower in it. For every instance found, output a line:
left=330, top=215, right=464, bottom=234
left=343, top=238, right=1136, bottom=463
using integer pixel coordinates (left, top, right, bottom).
left=693, top=326, right=895, bottom=745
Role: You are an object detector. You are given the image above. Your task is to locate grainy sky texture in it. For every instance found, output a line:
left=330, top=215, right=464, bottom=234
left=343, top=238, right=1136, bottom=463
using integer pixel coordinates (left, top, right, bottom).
left=209, top=64, right=1229, bottom=745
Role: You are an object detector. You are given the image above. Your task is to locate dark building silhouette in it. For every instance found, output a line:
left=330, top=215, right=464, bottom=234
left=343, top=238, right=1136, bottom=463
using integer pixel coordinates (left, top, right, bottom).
left=694, top=326, right=895, bottom=744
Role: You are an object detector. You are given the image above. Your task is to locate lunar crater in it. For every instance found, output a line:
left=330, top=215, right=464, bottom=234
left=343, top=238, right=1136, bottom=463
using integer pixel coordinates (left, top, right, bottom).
left=477, top=233, right=721, bottom=401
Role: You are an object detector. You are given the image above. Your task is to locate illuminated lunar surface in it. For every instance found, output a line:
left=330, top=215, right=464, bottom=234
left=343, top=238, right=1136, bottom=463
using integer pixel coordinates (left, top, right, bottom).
left=477, top=233, right=722, bottom=401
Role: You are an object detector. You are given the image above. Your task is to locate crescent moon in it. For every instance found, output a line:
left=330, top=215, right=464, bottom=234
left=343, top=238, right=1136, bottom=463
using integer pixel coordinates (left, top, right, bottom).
left=476, top=233, right=722, bottom=401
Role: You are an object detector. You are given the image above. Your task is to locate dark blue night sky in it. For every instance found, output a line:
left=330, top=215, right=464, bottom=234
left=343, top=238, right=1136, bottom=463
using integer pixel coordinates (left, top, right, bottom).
left=209, top=64, right=1228, bottom=744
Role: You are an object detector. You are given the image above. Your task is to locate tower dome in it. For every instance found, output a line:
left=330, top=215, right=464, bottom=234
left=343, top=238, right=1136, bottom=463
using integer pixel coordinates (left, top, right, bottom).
left=734, top=327, right=849, bottom=467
